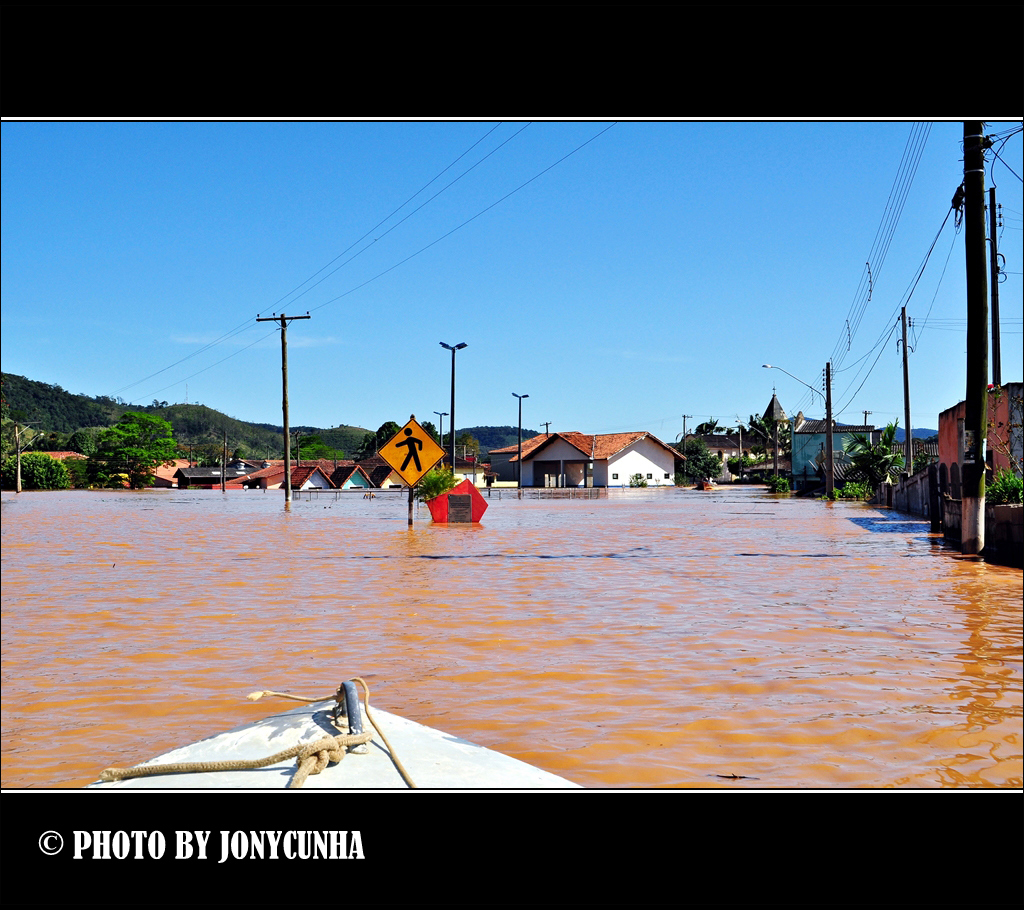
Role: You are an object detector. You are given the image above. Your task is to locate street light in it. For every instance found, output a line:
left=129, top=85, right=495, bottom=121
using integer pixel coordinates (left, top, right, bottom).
left=761, top=364, right=822, bottom=402
left=433, top=411, right=448, bottom=452
left=440, top=342, right=467, bottom=470
left=513, top=393, right=529, bottom=490
left=762, top=362, right=833, bottom=497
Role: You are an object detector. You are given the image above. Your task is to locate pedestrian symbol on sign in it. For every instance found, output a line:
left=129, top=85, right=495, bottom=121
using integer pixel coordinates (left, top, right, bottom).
left=378, top=416, right=447, bottom=488
left=397, top=428, right=423, bottom=472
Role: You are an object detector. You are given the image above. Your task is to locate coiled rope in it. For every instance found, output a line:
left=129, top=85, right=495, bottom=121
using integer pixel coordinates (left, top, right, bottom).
left=99, top=678, right=416, bottom=788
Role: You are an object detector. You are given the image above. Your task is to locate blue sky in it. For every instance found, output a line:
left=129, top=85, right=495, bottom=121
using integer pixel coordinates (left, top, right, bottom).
left=2, top=120, right=1021, bottom=441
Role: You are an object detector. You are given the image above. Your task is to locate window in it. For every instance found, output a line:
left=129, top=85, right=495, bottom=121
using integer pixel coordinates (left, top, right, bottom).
left=612, top=473, right=618, bottom=480
left=664, top=473, right=670, bottom=479
left=646, top=473, right=652, bottom=480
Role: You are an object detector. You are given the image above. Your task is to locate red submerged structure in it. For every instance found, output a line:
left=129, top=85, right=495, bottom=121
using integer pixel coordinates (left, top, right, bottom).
left=426, top=478, right=488, bottom=524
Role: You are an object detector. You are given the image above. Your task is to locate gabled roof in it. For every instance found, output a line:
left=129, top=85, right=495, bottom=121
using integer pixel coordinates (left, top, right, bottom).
left=522, top=431, right=684, bottom=463
left=795, top=421, right=873, bottom=435
left=488, top=433, right=555, bottom=459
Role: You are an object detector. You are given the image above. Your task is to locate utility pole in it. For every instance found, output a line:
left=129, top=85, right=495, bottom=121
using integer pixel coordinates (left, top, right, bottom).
left=221, top=429, right=227, bottom=493
left=962, top=122, right=990, bottom=555
left=257, top=311, right=310, bottom=504
left=541, top=421, right=551, bottom=435
left=901, top=308, right=913, bottom=475
left=989, top=186, right=1002, bottom=386
left=824, top=362, right=835, bottom=499
left=862, top=410, right=872, bottom=427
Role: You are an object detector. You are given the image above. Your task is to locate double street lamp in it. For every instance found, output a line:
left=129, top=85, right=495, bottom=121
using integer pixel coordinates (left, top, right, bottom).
left=440, top=342, right=467, bottom=470
left=433, top=411, right=448, bottom=452
left=513, top=392, right=529, bottom=490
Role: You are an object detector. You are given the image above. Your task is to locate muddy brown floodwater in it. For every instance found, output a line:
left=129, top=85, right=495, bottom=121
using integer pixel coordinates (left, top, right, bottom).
left=1, top=486, right=1021, bottom=789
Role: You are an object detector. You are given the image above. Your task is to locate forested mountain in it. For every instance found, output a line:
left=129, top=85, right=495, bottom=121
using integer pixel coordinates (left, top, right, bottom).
left=1, top=372, right=369, bottom=459
left=1, top=372, right=530, bottom=461
left=460, top=425, right=540, bottom=454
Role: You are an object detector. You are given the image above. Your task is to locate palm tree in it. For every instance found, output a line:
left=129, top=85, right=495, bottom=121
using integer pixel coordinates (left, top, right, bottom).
left=695, top=418, right=721, bottom=435
left=843, top=422, right=905, bottom=486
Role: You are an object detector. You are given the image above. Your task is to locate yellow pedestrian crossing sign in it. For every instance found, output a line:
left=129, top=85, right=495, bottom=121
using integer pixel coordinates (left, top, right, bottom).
left=379, top=416, right=447, bottom=487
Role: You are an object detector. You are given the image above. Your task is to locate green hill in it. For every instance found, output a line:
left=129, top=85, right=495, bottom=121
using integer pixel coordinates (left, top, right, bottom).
left=1, top=372, right=369, bottom=459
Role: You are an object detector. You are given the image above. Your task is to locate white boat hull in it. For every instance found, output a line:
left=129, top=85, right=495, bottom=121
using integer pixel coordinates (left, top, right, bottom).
left=89, top=699, right=579, bottom=789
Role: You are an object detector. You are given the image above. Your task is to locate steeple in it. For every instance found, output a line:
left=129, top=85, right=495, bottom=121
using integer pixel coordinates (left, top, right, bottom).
left=762, top=392, right=787, bottom=425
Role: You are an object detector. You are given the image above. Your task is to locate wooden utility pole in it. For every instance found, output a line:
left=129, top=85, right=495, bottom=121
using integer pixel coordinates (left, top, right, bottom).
left=257, top=312, right=310, bottom=504
left=901, top=308, right=913, bottom=475
left=962, top=122, right=989, bottom=555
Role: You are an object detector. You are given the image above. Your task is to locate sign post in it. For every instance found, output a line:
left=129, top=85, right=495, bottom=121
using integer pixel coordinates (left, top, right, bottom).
left=379, top=415, right=447, bottom=526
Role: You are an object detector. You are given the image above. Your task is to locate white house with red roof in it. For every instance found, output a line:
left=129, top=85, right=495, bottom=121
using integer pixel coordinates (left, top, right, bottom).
left=492, top=431, right=685, bottom=488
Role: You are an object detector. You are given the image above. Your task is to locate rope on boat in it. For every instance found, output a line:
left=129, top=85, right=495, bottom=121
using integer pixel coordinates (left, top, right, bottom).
left=98, top=677, right=417, bottom=789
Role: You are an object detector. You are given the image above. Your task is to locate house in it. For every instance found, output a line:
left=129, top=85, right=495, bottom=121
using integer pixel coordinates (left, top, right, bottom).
left=227, top=463, right=335, bottom=491
left=488, top=434, right=553, bottom=483
left=791, top=420, right=874, bottom=492
left=355, top=454, right=407, bottom=489
left=938, top=380, right=1023, bottom=496
left=328, top=462, right=374, bottom=490
left=513, top=431, right=685, bottom=488
left=154, top=458, right=190, bottom=488
left=174, top=459, right=268, bottom=489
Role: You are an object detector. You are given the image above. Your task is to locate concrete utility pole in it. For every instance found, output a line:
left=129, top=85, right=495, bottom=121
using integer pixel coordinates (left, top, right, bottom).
left=824, top=362, right=835, bottom=499
left=989, top=186, right=1002, bottom=387
left=257, top=311, right=311, bottom=504
left=962, top=122, right=990, bottom=555
left=901, top=308, right=913, bottom=476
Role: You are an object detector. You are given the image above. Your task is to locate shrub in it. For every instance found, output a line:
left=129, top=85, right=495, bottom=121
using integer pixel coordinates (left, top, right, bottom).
left=765, top=474, right=790, bottom=493
left=0, top=453, right=72, bottom=490
left=629, top=473, right=647, bottom=487
left=415, top=467, right=458, bottom=502
left=988, top=469, right=1023, bottom=505
left=834, top=480, right=871, bottom=500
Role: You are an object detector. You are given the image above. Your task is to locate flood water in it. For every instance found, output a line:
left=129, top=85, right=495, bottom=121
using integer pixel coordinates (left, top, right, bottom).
left=1, top=486, right=1021, bottom=789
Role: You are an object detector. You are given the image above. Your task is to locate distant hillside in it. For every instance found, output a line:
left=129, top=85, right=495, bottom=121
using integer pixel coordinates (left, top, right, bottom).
left=894, top=427, right=938, bottom=442
left=2, top=372, right=555, bottom=461
left=459, top=425, right=540, bottom=455
left=1, top=372, right=370, bottom=458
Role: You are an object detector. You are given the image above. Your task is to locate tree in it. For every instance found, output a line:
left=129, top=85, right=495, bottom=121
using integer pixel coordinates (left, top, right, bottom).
left=842, top=422, right=905, bottom=487
left=694, top=418, right=721, bottom=435
left=375, top=422, right=401, bottom=450
left=679, top=437, right=722, bottom=483
left=67, top=429, right=98, bottom=456
left=1, top=452, right=71, bottom=490
left=89, top=412, right=178, bottom=489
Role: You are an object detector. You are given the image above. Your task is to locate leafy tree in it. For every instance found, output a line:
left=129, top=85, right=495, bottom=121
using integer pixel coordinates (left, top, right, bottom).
left=744, top=413, right=790, bottom=458
left=356, top=431, right=379, bottom=459
left=67, top=429, right=98, bottom=456
left=0, top=452, right=72, bottom=490
left=679, top=437, right=722, bottom=483
left=842, top=422, right=905, bottom=487
left=375, top=422, right=401, bottom=450
left=89, top=412, right=179, bottom=489
left=456, top=431, right=480, bottom=457
left=629, top=473, right=648, bottom=487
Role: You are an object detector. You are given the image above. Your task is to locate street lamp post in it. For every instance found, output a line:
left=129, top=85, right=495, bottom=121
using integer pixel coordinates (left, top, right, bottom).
left=513, top=393, right=529, bottom=492
left=762, top=362, right=832, bottom=497
left=434, top=411, right=448, bottom=454
left=440, top=342, right=467, bottom=471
